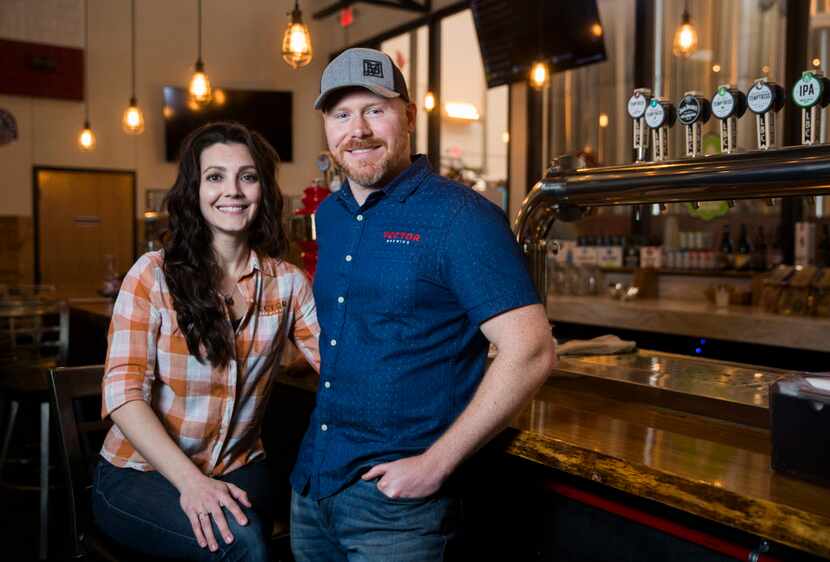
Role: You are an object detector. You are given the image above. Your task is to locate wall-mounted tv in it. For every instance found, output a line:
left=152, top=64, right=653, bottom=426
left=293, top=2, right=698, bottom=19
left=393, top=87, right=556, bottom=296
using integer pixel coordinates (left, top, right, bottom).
left=163, top=86, right=292, bottom=162
left=470, top=0, right=607, bottom=89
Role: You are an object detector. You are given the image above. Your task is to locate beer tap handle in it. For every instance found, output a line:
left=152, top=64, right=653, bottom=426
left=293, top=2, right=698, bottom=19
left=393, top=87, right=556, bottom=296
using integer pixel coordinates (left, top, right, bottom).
left=793, top=70, right=830, bottom=145
left=645, top=97, right=676, bottom=161
left=678, top=92, right=711, bottom=157
left=628, top=88, right=652, bottom=162
left=747, top=78, right=786, bottom=150
left=712, top=85, right=747, bottom=154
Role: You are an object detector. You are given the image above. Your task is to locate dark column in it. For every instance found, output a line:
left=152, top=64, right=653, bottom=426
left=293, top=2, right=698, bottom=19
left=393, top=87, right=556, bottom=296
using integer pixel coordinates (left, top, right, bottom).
left=427, top=19, right=441, bottom=170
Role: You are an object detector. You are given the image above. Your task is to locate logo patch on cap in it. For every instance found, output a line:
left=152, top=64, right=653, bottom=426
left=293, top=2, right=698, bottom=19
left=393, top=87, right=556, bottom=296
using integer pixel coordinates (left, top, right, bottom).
left=363, top=60, right=384, bottom=78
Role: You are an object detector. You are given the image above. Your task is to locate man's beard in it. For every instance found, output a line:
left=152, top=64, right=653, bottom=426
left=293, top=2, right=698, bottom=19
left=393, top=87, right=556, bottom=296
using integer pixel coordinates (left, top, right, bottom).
left=334, top=132, right=409, bottom=189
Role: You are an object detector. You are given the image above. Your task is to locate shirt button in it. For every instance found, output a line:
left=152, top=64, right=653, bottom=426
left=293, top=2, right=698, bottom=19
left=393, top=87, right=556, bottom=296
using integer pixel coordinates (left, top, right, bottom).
left=321, top=424, right=328, bottom=432
left=330, top=339, right=337, bottom=346
left=324, top=381, right=331, bottom=389
left=345, top=255, right=353, bottom=262
left=356, top=214, right=364, bottom=222
left=337, top=296, right=345, bottom=304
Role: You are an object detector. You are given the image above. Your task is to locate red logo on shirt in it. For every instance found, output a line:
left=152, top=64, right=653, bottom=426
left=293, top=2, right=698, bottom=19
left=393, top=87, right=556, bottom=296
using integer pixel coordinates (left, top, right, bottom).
left=384, top=231, right=421, bottom=244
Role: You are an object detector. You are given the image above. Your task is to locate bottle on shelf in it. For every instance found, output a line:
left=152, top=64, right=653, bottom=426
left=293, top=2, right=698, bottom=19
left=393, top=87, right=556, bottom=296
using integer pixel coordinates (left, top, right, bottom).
left=767, top=224, right=784, bottom=268
left=719, top=224, right=734, bottom=270
left=735, top=224, right=751, bottom=270
left=751, top=226, right=768, bottom=271
left=624, top=236, right=640, bottom=268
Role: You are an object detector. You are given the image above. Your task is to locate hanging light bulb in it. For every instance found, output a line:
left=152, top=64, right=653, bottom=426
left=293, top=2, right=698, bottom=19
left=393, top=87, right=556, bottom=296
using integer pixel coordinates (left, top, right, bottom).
left=123, top=0, right=144, bottom=135
left=78, top=121, right=96, bottom=151
left=189, top=61, right=212, bottom=106
left=78, top=0, right=96, bottom=151
left=188, top=0, right=212, bottom=106
left=672, top=2, right=699, bottom=58
left=423, top=91, right=436, bottom=112
left=282, top=0, right=313, bottom=70
left=122, top=96, right=145, bottom=134
left=529, top=60, right=550, bottom=90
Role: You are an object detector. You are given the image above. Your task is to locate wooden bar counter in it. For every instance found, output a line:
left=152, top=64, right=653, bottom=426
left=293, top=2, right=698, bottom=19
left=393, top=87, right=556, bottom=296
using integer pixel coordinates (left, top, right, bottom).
left=278, top=351, right=830, bottom=558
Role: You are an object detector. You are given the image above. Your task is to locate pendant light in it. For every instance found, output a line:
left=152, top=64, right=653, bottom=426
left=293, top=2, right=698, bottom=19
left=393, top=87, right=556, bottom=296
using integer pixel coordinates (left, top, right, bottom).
left=423, top=91, right=436, bottom=112
left=78, top=0, right=95, bottom=150
left=529, top=61, right=550, bottom=90
left=188, top=0, right=212, bottom=106
left=528, top=1, right=550, bottom=90
left=672, top=0, right=699, bottom=58
left=122, top=0, right=144, bottom=134
left=282, top=0, right=313, bottom=70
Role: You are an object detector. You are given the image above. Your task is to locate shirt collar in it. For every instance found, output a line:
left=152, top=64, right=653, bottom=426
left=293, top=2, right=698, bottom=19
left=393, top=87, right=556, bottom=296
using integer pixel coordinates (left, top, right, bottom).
left=242, top=251, right=279, bottom=279
left=335, top=154, right=432, bottom=208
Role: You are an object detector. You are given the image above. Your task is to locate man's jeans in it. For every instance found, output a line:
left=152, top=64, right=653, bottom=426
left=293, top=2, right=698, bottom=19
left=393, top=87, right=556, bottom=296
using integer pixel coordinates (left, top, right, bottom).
left=92, top=458, right=273, bottom=561
left=291, top=478, right=461, bottom=562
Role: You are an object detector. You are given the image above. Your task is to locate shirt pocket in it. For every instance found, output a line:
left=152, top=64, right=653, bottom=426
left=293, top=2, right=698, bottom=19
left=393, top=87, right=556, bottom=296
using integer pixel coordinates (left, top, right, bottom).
left=347, top=247, right=416, bottom=345
left=365, top=247, right=419, bottom=316
left=248, top=299, right=289, bottom=357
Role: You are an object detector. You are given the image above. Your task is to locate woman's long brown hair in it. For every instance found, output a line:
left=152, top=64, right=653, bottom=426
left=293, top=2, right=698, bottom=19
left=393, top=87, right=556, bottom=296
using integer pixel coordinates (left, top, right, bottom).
left=162, top=122, right=287, bottom=367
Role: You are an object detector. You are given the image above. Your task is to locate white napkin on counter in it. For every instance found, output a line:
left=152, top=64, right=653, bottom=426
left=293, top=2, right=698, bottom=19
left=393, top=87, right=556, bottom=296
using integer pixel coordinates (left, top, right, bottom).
left=488, top=334, right=635, bottom=358
left=557, top=334, right=636, bottom=356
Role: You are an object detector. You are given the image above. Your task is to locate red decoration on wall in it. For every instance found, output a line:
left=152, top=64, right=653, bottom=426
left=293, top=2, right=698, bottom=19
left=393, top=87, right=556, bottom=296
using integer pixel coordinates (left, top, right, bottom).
left=339, top=7, right=354, bottom=28
left=294, top=182, right=331, bottom=278
left=0, top=39, right=84, bottom=101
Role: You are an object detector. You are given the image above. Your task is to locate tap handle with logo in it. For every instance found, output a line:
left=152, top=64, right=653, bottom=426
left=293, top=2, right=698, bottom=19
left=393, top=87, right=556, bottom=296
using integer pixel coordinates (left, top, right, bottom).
left=677, top=92, right=711, bottom=157
left=747, top=77, right=786, bottom=150
left=627, top=88, right=652, bottom=162
left=711, top=84, right=748, bottom=154
left=644, top=97, right=676, bottom=161
left=792, top=70, right=830, bottom=145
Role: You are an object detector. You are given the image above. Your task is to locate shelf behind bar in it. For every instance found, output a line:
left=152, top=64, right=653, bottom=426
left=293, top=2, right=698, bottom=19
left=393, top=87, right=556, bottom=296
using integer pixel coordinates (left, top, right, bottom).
left=600, top=266, right=758, bottom=278
left=546, top=295, right=830, bottom=353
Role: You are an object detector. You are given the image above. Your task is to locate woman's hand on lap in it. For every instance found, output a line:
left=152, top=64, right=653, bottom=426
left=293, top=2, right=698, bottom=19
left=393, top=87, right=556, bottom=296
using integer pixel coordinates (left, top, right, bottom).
left=179, top=475, right=252, bottom=551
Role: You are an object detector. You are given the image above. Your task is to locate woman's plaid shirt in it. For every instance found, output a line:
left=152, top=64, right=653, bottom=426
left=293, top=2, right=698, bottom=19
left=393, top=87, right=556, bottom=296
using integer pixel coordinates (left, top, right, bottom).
left=100, top=251, right=320, bottom=475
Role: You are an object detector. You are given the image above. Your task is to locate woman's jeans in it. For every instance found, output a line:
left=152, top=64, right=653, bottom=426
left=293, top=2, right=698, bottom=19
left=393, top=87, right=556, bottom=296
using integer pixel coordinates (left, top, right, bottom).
left=92, top=458, right=274, bottom=562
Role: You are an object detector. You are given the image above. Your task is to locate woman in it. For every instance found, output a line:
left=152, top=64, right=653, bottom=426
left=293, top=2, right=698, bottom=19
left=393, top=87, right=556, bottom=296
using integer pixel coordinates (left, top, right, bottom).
left=92, top=122, right=320, bottom=561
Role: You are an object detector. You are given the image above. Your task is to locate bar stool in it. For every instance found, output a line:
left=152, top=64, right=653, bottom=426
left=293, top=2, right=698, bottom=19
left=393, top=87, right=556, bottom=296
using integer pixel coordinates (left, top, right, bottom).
left=0, top=299, right=69, bottom=560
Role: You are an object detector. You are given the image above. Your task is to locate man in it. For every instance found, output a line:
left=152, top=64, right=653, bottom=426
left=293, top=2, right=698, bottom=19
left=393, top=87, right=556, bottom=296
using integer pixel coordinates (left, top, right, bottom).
left=289, top=47, right=557, bottom=561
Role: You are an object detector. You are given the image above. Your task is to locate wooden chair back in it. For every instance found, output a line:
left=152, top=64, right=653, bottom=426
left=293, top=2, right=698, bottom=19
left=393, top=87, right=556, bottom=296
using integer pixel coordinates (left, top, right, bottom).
left=48, top=365, right=110, bottom=558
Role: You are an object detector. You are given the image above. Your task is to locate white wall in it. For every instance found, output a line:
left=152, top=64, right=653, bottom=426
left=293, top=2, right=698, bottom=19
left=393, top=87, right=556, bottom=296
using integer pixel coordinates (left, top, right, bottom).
left=0, top=0, right=334, bottom=218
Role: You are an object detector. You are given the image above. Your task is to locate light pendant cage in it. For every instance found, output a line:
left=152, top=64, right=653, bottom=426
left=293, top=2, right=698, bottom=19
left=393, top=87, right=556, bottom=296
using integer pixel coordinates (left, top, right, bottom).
left=78, top=0, right=95, bottom=150
left=282, top=0, right=313, bottom=70
left=123, top=96, right=145, bottom=134
left=672, top=1, right=699, bottom=58
left=528, top=2, right=550, bottom=90
left=529, top=60, right=551, bottom=90
left=188, top=0, right=212, bottom=106
left=123, top=0, right=144, bottom=134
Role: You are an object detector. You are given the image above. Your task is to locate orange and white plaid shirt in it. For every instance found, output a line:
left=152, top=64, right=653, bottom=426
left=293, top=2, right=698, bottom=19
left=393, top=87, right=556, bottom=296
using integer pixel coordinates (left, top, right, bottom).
left=100, top=250, right=320, bottom=476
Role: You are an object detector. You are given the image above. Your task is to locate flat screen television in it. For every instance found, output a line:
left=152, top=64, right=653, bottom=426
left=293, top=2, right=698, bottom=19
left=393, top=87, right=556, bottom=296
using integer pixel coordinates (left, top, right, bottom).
left=163, top=86, right=292, bottom=162
left=470, top=0, right=607, bottom=89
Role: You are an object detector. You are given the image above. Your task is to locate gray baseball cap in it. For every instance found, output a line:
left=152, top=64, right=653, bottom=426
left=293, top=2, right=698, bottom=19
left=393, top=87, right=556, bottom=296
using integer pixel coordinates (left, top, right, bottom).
left=314, top=47, right=410, bottom=111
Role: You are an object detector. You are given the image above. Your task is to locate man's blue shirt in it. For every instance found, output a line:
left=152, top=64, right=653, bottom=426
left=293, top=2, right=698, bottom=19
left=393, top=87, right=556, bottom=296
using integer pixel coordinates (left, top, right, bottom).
left=289, top=156, right=540, bottom=499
